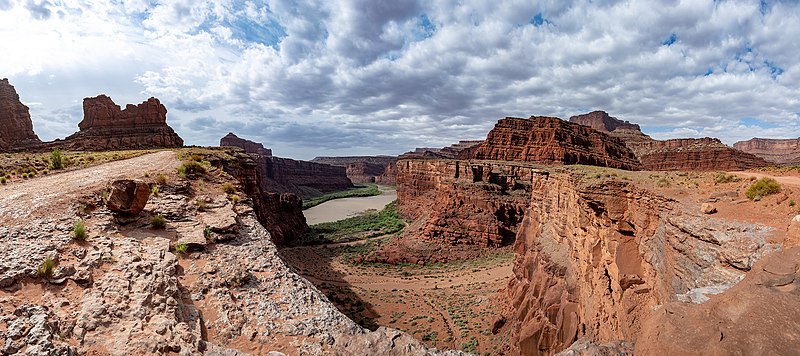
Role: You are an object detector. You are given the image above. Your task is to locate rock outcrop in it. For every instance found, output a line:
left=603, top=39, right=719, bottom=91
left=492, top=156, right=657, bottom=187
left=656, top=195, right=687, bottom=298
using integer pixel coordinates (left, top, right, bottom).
left=472, top=116, right=641, bottom=170
left=312, top=156, right=398, bottom=184
left=628, top=138, right=768, bottom=171
left=220, top=132, right=272, bottom=156
left=61, top=95, right=183, bottom=150
left=0, top=78, right=41, bottom=151
left=221, top=133, right=353, bottom=198
left=733, top=137, right=800, bottom=165
left=106, top=179, right=150, bottom=215
left=568, top=111, right=652, bottom=143
left=399, top=140, right=484, bottom=160
left=501, top=172, right=779, bottom=355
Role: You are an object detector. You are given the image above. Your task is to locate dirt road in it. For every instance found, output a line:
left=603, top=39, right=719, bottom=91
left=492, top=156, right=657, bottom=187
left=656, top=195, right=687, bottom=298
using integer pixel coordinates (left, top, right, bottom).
left=734, top=171, right=800, bottom=188
left=0, top=150, right=179, bottom=223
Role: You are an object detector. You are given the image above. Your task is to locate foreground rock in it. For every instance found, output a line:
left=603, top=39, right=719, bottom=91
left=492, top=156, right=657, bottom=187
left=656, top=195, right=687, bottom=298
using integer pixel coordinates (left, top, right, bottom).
left=60, top=94, right=184, bottom=150
left=106, top=179, right=150, bottom=215
left=0, top=78, right=41, bottom=151
left=472, top=116, right=641, bottom=170
left=733, top=137, right=800, bottom=165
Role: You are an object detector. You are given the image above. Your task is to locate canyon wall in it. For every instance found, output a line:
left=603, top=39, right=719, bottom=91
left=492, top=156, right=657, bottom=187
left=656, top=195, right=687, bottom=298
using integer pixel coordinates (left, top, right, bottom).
left=472, top=116, right=641, bottom=170
left=62, top=95, right=184, bottom=150
left=501, top=172, right=779, bottom=355
left=399, top=140, right=484, bottom=160
left=0, top=78, right=41, bottom=151
left=733, top=137, right=800, bottom=165
left=221, top=133, right=353, bottom=198
left=568, top=111, right=652, bottom=143
left=628, top=138, right=768, bottom=171
left=311, top=156, right=397, bottom=184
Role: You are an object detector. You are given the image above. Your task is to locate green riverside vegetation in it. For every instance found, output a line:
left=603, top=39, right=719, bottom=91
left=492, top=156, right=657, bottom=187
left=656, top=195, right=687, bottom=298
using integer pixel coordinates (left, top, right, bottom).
left=302, top=183, right=381, bottom=209
left=305, top=201, right=404, bottom=244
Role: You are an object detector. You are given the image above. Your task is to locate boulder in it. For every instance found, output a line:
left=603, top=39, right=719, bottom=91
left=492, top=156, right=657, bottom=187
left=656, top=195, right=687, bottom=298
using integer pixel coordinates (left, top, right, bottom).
left=700, top=203, right=717, bottom=214
left=106, top=179, right=150, bottom=215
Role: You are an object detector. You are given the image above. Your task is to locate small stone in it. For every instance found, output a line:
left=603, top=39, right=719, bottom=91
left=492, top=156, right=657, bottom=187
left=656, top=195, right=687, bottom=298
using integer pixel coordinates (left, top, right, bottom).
left=701, top=203, right=717, bottom=214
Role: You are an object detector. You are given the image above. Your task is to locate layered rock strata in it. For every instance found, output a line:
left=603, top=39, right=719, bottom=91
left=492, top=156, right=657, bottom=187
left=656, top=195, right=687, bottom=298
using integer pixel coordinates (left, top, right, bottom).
left=221, top=134, right=353, bottom=198
left=472, top=116, right=641, bottom=170
left=568, top=111, right=652, bottom=143
left=220, top=132, right=272, bottom=156
left=501, top=172, right=779, bottom=354
left=629, top=138, right=768, bottom=171
left=733, top=137, right=800, bottom=165
left=311, top=156, right=398, bottom=184
left=0, top=78, right=41, bottom=150
left=62, top=95, right=183, bottom=150
left=399, top=140, right=484, bottom=160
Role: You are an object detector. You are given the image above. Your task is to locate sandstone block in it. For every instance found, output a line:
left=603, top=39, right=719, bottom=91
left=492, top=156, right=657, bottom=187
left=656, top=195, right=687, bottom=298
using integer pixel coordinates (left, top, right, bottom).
left=107, top=179, right=150, bottom=215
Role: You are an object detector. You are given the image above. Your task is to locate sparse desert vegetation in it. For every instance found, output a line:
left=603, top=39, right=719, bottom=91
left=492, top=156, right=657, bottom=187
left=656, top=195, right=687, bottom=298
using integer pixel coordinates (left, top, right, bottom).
left=746, top=177, right=782, bottom=200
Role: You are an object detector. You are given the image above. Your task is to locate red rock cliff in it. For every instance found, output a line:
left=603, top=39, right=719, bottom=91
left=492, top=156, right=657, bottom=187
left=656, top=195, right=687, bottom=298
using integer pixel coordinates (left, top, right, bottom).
left=568, top=111, right=652, bottom=143
left=0, top=78, right=41, bottom=150
left=628, top=138, right=768, bottom=171
left=220, top=132, right=272, bottom=156
left=472, top=116, right=641, bottom=171
left=63, top=95, right=183, bottom=150
left=311, top=156, right=397, bottom=184
left=733, top=137, right=800, bottom=165
left=501, top=172, right=779, bottom=355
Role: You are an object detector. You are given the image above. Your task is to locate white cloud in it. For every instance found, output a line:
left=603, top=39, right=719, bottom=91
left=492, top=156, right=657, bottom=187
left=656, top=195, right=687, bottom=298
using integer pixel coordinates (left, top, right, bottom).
left=1, top=0, right=800, bottom=159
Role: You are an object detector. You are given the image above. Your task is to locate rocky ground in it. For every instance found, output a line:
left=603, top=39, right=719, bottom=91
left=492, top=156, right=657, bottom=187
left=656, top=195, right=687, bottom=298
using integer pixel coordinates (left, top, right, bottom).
left=0, top=150, right=463, bottom=355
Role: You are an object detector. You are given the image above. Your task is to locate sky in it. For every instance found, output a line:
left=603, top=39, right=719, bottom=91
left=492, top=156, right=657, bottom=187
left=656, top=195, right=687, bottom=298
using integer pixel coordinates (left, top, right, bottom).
left=1, top=0, right=799, bottom=160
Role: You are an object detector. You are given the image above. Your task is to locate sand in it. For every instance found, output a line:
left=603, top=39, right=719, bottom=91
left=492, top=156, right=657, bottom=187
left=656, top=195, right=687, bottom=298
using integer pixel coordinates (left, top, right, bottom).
left=303, top=186, right=397, bottom=225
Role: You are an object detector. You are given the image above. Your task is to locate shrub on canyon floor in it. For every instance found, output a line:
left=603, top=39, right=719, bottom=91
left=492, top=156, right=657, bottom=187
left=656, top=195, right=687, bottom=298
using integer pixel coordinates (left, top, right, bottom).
left=156, top=173, right=167, bottom=185
left=150, top=214, right=167, bottom=229
left=72, top=220, right=87, bottom=241
left=175, top=242, right=188, bottom=254
left=714, top=172, right=740, bottom=184
left=745, top=177, right=781, bottom=200
left=151, top=186, right=159, bottom=197
left=177, top=160, right=206, bottom=179
left=49, top=149, right=63, bottom=170
left=222, top=182, right=236, bottom=194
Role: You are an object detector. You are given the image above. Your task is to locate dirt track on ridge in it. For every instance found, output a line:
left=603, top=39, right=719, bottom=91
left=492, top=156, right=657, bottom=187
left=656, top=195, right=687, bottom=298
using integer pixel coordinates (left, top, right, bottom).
left=0, top=150, right=179, bottom=224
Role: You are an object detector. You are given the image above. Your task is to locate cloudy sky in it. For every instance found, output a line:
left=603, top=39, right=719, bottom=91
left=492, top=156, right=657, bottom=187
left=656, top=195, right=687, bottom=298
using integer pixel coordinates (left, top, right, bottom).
left=1, top=0, right=799, bottom=159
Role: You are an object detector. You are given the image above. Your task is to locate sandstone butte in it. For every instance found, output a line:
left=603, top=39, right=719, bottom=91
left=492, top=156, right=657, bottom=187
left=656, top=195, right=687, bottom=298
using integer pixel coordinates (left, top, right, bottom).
left=220, top=132, right=353, bottom=200
left=568, top=110, right=769, bottom=171
left=0, top=78, right=42, bottom=151
left=471, top=116, right=642, bottom=170
left=60, top=94, right=184, bottom=150
left=733, top=137, right=800, bottom=165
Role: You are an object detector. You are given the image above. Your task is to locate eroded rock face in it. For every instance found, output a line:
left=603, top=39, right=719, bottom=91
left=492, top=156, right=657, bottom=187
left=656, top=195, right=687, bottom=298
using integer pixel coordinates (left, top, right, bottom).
left=106, top=179, right=150, bottom=215
left=312, top=156, right=398, bottom=184
left=733, top=137, right=800, bottom=165
left=628, top=138, right=769, bottom=171
left=472, top=116, right=641, bottom=170
left=399, top=140, right=484, bottom=160
left=568, top=111, right=652, bottom=143
left=221, top=133, right=353, bottom=198
left=0, top=78, right=41, bottom=151
left=502, top=173, right=778, bottom=355
left=62, top=95, right=183, bottom=150
left=220, top=132, right=272, bottom=156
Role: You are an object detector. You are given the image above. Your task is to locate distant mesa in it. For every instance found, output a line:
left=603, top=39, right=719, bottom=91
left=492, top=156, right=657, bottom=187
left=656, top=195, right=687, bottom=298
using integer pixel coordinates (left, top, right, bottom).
left=733, top=138, right=800, bottom=165
left=569, top=110, right=769, bottom=171
left=398, top=140, right=484, bottom=160
left=472, top=115, right=642, bottom=170
left=61, top=94, right=184, bottom=151
left=221, top=132, right=272, bottom=156
left=311, top=156, right=398, bottom=184
left=0, top=78, right=42, bottom=151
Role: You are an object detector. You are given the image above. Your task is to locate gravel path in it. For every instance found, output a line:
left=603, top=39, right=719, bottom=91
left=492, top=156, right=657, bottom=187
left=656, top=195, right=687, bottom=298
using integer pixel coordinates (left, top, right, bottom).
left=0, top=150, right=178, bottom=224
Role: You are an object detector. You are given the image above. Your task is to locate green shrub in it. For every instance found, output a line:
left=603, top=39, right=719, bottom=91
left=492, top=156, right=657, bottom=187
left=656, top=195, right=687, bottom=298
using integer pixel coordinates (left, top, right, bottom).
left=203, top=226, right=212, bottom=239
left=745, top=177, right=781, bottom=200
left=790, top=200, right=796, bottom=207
left=151, top=214, right=167, bottom=229
left=72, top=220, right=87, bottom=241
left=156, top=174, right=167, bottom=185
left=230, top=194, right=239, bottom=204
left=656, top=178, right=670, bottom=187
left=196, top=198, right=208, bottom=212
left=37, top=257, right=56, bottom=279
left=222, top=182, right=236, bottom=194
left=143, top=172, right=149, bottom=178
left=714, top=172, right=740, bottom=184
left=175, top=242, right=188, bottom=254
left=177, top=161, right=206, bottom=179
left=50, top=149, right=63, bottom=169
left=151, top=186, right=159, bottom=197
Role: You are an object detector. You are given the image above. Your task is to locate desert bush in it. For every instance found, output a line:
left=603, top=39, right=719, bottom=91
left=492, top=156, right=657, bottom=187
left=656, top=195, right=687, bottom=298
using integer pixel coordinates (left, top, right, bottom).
left=656, top=178, right=670, bottom=187
left=72, top=220, right=87, bottom=241
left=230, top=194, right=239, bottom=204
left=222, top=182, right=236, bottom=194
left=151, top=186, right=159, bottom=197
left=50, top=149, right=63, bottom=169
left=0, top=177, right=6, bottom=184
left=204, top=226, right=212, bottom=239
left=196, top=198, right=208, bottom=212
left=177, top=161, right=206, bottom=178
left=714, top=172, right=740, bottom=184
left=37, top=257, right=56, bottom=279
left=156, top=173, right=167, bottom=185
left=175, top=242, right=188, bottom=254
left=151, top=214, right=167, bottom=229
left=745, top=177, right=781, bottom=200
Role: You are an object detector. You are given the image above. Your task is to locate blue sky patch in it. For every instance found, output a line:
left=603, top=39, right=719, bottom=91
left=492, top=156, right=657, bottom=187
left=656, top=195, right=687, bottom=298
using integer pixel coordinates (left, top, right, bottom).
left=530, top=13, right=551, bottom=27
left=662, top=33, right=677, bottom=46
left=413, top=14, right=436, bottom=42
left=740, top=117, right=779, bottom=129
